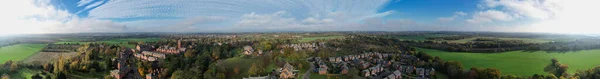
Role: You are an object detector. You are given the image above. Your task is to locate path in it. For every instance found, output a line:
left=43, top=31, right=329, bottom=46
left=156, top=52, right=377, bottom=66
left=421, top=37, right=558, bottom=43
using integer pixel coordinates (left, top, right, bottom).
left=302, top=58, right=315, bottom=79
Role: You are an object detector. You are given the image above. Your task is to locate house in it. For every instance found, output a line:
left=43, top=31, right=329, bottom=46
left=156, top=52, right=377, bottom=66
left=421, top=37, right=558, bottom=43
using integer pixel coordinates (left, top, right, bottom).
left=340, top=66, right=349, bottom=75
left=318, top=62, right=328, bottom=75
left=279, top=63, right=296, bottom=79
left=416, top=68, right=425, bottom=77
left=426, top=68, right=435, bottom=77
left=361, top=63, right=370, bottom=69
left=243, top=46, right=253, bottom=55
left=362, top=70, right=370, bottom=77
left=393, top=70, right=402, bottom=79
left=136, top=44, right=155, bottom=51
left=142, top=51, right=165, bottom=59
left=329, top=57, right=335, bottom=62
left=336, top=57, right=342, bottom=62
left=385, top=74, right=396, bottom=79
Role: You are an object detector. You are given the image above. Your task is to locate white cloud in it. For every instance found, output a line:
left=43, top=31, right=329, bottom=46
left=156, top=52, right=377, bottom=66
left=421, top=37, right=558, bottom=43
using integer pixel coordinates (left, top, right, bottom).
left=466, top=10, right=515, bottom=24
left=480, top=0, right=562, bottom=20
left=0, top=0, right=129, bottom=35
left=77, top=0, right=96, bottom=7
left=437, top=11, right=467, bottom=22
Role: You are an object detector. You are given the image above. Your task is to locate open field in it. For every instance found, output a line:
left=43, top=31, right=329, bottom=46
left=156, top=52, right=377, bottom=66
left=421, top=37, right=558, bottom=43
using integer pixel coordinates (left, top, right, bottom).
left=222, top=57, right=276, bottom=79
left=299, top=36, right=344, bottom=42
left=9, top=68, right=46, bottom=79
left=392, top=34, right=457, bottom=41
left=0, top=44, right=47, bottom=63
left=417, top=48, right=600, bottom=76
left=54, top=38, right=163, bottom=48
left=22, top=52, right=79, bottom=65
left=449, top=37, right=552, bottom=43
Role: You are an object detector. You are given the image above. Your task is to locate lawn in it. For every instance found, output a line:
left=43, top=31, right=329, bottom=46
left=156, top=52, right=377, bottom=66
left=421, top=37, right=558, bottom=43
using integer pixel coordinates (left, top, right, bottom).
left=299, top=36, right=344, bottom=42
left=449, top=37, right=551, bottom=44
left=222, top=57, right=276, bottom=79
left=0, top=44, right=47, bottom=63
left=417, top=48, right=600, bottom=76
left=9, top=68, right=44, bottom=79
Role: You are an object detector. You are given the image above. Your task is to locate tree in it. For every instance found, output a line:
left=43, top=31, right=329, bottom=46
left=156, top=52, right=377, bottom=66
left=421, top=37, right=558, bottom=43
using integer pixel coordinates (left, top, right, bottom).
left=10, top=61, right=18, bottom=72
left=171, top=70, right=183, bottom=79
left=234, top=66, right=240, bottom=75
left=545, top=58, right=569, bottom=77
left=216, top=73, right=226, bottom=79
left=248, top=63, right=259, bottom=76
left=467, top=67, right=479, bottom=79
left=1, top=74, right=9, bottom=79
left=31, top=74, right=43, bottom=79
left=184, top=50, right=196, bottom=58
left=138, top=67, right=145, bottom=77
left=483, top=68, right=501, bottom=79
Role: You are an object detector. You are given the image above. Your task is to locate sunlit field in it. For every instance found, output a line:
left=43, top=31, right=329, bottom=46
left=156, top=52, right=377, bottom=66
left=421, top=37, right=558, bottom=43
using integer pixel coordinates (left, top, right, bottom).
left=0, top=44, right=46, bottom=63
left=418, top=48, right=600, bottom=76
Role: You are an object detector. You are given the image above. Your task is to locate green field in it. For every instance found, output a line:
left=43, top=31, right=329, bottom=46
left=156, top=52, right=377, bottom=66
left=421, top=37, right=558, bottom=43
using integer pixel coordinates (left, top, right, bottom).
left=222, top=57, right=276, bottom=79
left=418, top=48, right=600, bottom=76
left=0, top=44, right=47, bottom=63
left=393, top=34, right=456, bottom=41
left=54, top=38, right=162, bottom=48
left=449, top=37, right=551, bottom=43
left=299, top=36, right=344, bottom=42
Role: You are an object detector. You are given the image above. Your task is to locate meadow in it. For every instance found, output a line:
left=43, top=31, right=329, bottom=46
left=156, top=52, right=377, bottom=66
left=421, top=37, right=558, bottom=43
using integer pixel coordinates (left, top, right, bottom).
left=299, top=36, right=344, bottom=42
left=417, top=48, right=600, bottom=76
left=449, top=37, right=552, bottom=44
left=54, top=38, right=163, bottom=48
left=0, top=44, right=47, bottom=63
left=392, top=34, right=456, bottom=41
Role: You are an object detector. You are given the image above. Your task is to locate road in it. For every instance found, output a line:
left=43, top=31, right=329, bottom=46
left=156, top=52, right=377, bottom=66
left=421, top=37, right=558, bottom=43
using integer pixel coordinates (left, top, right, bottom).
left=302, top=58, right=315, bottom=79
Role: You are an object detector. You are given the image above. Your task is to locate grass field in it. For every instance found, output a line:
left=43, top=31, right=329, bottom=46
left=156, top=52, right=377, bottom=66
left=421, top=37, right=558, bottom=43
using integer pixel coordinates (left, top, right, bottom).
left=54, top=38, right=162, bottom=48
left=417, top=48, right=600, bottom=76
left=9, top=68, right=44, bottom=79
left=222, top=57, right=276, bottom=79
left=393, top=34, right=456, bottom=41
left=23, top=52, right=79, bottom=65
left=299, top=36, right=344, bottom=42
left=0, top=44, right=47, bottom=63
left=449, top=37, right=551, bottom=43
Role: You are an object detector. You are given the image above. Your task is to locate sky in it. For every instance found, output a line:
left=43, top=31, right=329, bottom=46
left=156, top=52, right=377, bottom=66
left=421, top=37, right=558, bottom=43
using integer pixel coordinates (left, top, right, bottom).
left=0, top=0, right=599, bottom=35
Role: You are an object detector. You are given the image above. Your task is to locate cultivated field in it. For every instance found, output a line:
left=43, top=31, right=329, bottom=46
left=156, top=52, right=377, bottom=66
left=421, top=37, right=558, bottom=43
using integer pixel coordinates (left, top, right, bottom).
left=418, top=48, right=600, bottom=76
left=22, top=52, right=79, bottom=65
left=0, top=44, right=47, bottom=63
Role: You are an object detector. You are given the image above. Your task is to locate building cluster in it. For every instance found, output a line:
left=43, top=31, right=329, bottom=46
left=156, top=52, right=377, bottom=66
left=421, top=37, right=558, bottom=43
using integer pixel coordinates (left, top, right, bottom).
left=111, top=49, right=142, bottom=79
left=137, top=39, right=186, bottom=55
left=311, top=52, right=435, bottom=79
left=278, top=42, right=326, bottom=51
left=134, top=51, right=166, bottom=61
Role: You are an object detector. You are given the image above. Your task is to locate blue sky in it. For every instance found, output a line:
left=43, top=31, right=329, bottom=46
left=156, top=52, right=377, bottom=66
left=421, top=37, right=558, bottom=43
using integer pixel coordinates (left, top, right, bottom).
left=1, top=0, right=599, bottom=35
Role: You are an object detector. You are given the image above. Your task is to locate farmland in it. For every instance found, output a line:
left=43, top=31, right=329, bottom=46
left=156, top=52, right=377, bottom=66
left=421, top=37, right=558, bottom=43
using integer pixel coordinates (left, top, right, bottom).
left=417, top=48, right=600, bottom=76
left=0, top=44, right=47, bottom=63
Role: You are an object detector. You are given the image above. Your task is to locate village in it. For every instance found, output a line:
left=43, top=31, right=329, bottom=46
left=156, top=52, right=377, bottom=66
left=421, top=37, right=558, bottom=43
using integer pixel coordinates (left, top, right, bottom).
left=102, top=35, right=438, bottom=79
left=310, top=52, right=435, bottom=79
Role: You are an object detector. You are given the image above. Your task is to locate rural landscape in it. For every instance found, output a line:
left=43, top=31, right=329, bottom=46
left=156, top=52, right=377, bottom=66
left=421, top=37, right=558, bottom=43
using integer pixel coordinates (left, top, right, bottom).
left=1, top=0, right=598, bottom=79
left=0, top=32, right=599, bottom=79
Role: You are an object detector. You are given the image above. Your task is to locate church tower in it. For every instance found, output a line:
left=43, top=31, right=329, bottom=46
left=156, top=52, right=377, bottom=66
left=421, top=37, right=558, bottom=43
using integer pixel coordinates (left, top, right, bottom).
left=177, top=38, right=181, bottom=49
